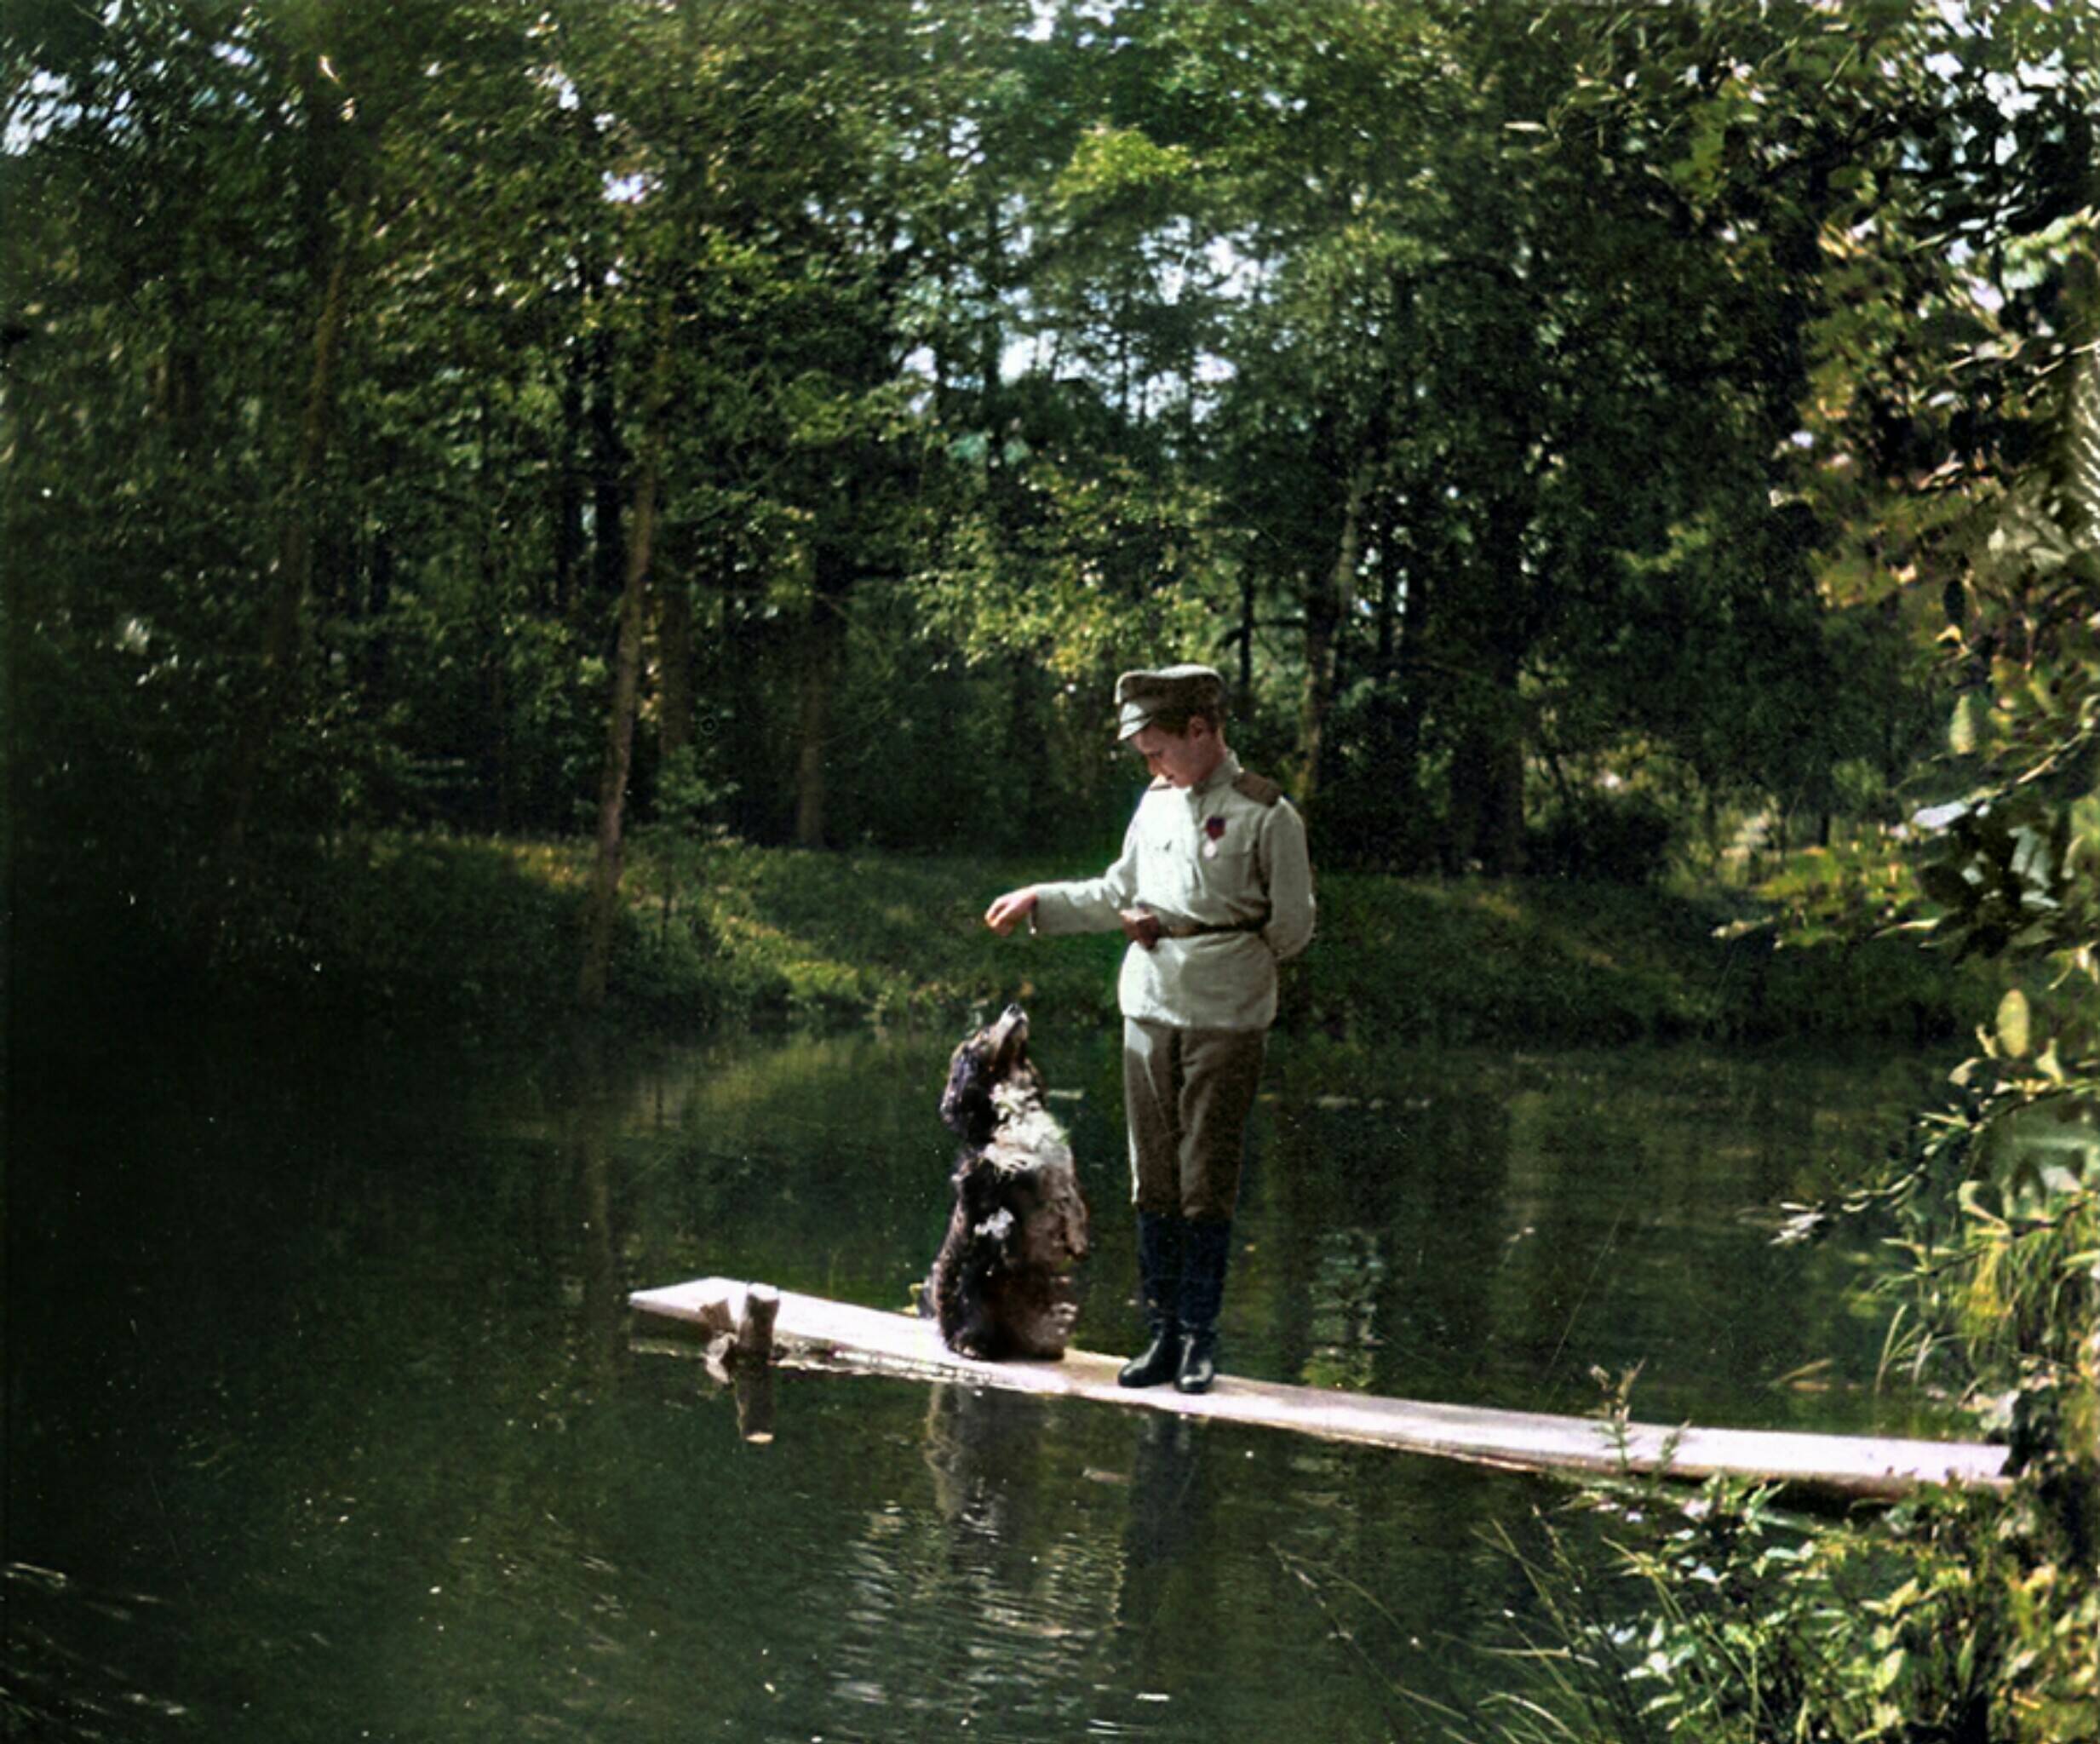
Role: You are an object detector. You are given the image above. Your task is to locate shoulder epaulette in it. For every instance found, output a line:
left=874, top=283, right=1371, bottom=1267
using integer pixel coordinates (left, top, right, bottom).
left=1233, top=770, right=1283, bottom=807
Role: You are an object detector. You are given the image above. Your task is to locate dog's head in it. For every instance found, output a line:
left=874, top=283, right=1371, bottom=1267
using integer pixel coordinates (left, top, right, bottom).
left=940, top=1004, right=1041, bottom=1145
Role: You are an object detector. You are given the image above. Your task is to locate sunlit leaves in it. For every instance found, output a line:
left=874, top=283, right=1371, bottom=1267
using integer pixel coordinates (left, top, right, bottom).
left=1998, top=986, right=2034, bottom=1058
left=1950, top=690, right=1986, bottom=755
left=1049, top=123, right=1196, bottom=210
left=910, top=448, right=1220, bottom=680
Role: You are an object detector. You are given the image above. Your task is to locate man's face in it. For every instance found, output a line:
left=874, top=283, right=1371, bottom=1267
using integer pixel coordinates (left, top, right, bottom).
left=1129, top=719, right=1220, bottom=789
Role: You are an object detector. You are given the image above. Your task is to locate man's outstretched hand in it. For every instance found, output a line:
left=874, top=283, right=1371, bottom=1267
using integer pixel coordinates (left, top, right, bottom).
left=984, top=887, right=1039, bottom=936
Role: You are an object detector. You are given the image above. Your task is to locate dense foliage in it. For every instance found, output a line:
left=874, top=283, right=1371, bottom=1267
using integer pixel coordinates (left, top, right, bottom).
left=9, top=0, right=2095, bottom=984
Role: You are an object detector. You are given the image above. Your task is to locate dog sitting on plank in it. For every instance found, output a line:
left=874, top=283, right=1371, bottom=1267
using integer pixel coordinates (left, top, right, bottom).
left=923, top=1004, right=1090, bottom=1360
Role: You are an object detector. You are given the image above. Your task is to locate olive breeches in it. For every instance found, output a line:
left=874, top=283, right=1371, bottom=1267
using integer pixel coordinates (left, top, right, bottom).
left=1121, top=1018, right=1266, bottom=1222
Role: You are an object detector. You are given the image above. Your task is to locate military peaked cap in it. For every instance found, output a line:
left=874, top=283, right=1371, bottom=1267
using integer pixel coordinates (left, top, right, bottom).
left=1115, top=664, right=1225, bottom=741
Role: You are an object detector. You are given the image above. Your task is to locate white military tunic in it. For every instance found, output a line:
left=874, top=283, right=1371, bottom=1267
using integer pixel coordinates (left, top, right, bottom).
left=1030, top=753, right=1315, bottom=1030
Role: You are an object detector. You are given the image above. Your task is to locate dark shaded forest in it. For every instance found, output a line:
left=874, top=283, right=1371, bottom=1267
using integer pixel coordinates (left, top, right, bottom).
left=7, top=0, right=2093, bottom=995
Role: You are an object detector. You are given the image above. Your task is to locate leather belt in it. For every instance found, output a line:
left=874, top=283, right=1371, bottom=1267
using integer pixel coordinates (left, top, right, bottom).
left=1121, top=905, right=1268, bottom=942
left=1157, top=915, right=1268, bottom=938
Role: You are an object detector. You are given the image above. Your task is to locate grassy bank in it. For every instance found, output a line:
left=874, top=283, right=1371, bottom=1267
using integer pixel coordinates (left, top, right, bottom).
left=42, top=832, right=1989, bottom=1049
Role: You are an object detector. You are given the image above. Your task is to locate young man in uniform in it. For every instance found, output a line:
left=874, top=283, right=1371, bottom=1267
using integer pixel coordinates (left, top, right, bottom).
left=984, top=665, right=1315, bottom=1394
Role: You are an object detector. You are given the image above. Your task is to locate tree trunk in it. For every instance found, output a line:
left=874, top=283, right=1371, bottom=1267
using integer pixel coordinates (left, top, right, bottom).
left=792, top=552, right=850, bottom=850
left=1368, top=514, right=1434, bottom=866
left=1462, top=706, right=1525, bottom=875
left=553, top=335, right=588, bottom=617
left=588, top=324, right=627, bottom=610
left=270, top=241, right=353, bottom=672
left=792, top=661, right=829, bottom=850
left=1447, top=522, right=1527, bottom=876
left=1236, top=569, right=1256, bottom=704
left=1334, top=500, right=1414, bottom=864
left=216, top=220, right=356, bottom=875
left=485, top=634, right=509, bottom=833
left=1294, top=461, right=1370, bottom=813
left=1004, top=657, right=1047, bottom=851
left=658, top=570, right=695, bottom=764
left=160, top=269, right=204, bottom=457
left=578, top=455, right=662, bottom=1009
left=478, top=381, right=508, bottom=831
left=361, top=528, right=393, bottom=694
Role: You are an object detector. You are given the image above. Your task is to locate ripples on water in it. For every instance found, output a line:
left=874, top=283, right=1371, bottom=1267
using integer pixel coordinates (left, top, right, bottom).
left=7, top=1024, right=1954, bottom=1741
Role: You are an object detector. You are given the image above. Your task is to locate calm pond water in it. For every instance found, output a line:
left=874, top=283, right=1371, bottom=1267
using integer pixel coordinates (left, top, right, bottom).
left=8, top=1018, right=1962, bottom=1741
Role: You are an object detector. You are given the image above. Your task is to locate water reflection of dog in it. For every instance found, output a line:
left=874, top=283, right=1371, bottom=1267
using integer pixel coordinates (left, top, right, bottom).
left=922, top=1005, right=1091, bottom=1360
left=920, top=1383, right=1050, bottom=1551
left=912, top=1382, right=1118, bottom=1732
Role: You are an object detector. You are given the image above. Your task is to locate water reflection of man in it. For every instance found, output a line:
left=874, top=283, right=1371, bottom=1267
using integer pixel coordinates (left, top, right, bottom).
left=984, top=665, right=1316, bottom=1394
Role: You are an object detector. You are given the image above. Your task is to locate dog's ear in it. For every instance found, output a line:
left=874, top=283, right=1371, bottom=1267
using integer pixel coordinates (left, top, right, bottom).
left=958, top=1157, right=1022, bottom=1256
left=955, top=1152, right=999, bottom=1215
left=939, top=1041, right=993, bottom=1139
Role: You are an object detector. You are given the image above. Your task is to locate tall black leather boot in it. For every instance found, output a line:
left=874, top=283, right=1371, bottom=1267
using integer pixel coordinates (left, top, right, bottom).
left=1174, top=1218, right=1232, bottom=1394
left=1118, top=1213, right=1184, bottom=1388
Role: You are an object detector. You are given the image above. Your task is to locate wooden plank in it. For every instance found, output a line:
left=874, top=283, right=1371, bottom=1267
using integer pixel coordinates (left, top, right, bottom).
left=629, top=1276, right=2010, bottom=1502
